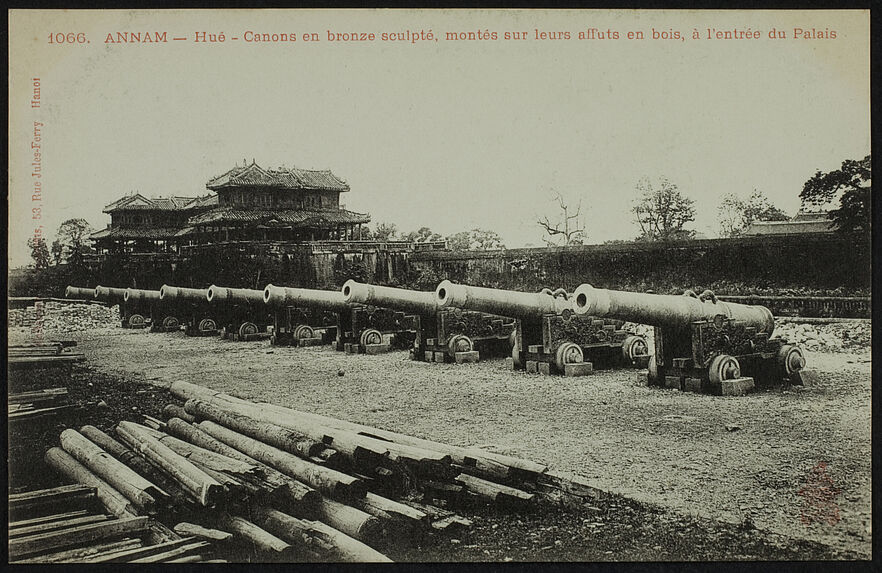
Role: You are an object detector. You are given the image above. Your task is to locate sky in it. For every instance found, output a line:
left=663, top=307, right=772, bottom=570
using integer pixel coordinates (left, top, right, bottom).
left=8, top=9, right=871, bottom=268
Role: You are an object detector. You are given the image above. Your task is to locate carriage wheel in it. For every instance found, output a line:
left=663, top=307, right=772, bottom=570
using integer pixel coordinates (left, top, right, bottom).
left=162, top=316, right=180, bottom=329
left=293, top=324, right=316, bottom=341
left=198, top=318, right=217, bottom=332
left=128, top=314, right=146, bottom=328
left=709, top=354, right=741, bottom=384
left=776, top=345, right=806, bottom=377
left=238, top=322, right=259, bottom=338
left=360, top=328, right=383, bottom=347
left=554, top=342, right=584, bottom=371
left=621, top=335, right=649, bottom=365
left=447, top=334, right=474, bottom=355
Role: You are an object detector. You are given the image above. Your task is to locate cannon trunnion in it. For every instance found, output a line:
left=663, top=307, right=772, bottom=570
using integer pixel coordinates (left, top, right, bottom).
left=572, top=284, right=806, bottom=394
left=159, top=285, right=218, bottom=337
left=435, top=281, right=649, bottom=376
left=342, top=280, right=516, bottom=363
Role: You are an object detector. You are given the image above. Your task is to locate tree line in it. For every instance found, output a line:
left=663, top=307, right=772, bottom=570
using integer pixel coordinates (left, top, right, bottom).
left=24, top=153, right=870, bottom=271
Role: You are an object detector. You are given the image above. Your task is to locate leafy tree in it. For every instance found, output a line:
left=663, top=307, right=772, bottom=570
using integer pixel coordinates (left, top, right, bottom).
left=373, top=222, right=398, bottom=241
left=717, top=190, right=790, bottom=237
left=56, top=218, right=95, bottom=265
left=50, top=239, right=64, bottom=266
left=446, top=229, right=505, bottom=251
left=799, top=155, right=871, bottom=234
left=27, top=237, right=51, bottom=269
left=401, top=227, right=442, bottom=243
left=631, top=177, right=696, bottom=241
left=537, top=191, right=586, bottom=246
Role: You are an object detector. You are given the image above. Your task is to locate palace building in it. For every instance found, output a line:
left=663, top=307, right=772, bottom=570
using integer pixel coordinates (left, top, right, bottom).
left=90, top=161, right=371, bottom=254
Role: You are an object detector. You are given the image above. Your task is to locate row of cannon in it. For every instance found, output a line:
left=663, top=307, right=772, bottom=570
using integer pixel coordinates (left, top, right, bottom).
left=66, top=281, right=808, bottom=394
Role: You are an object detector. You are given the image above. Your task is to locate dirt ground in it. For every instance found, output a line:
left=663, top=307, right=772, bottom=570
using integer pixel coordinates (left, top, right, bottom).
left=9, top=325, right=872, bottom=560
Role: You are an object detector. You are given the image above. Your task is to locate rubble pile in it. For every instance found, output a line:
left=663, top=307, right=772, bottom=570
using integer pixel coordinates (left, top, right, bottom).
left=773, top=320, right=871, bottom=352
left=9, top=302, right=120, bottom=332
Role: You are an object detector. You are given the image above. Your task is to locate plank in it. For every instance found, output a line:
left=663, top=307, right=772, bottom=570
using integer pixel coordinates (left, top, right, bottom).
left=8, top=516, right=150, bottom=559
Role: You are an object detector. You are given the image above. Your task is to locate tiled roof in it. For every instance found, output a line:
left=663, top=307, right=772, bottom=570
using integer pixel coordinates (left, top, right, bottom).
left=103, top=194, right=213, bottom=213
left=206, top=162, right=350, bottom=192
left=743, top=219, right=836, bottom=235
left=188, top=207, right=370, bottom=227
left=90, top=227, right=182, bottom=240
left=182, top=194, right=219, bottom=209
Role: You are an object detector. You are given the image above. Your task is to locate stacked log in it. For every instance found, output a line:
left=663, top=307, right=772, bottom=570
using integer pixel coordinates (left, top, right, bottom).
left=37, top=380, right=596, bottom=562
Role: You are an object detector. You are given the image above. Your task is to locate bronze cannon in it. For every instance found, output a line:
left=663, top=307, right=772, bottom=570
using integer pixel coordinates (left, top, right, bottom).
left=571, top=284, right=805, bottom=393
left=159, top=285, right=217, bottom=336
left=435, top=280, right=648, bottom=376
left=343, top=280, right=516, bottom=363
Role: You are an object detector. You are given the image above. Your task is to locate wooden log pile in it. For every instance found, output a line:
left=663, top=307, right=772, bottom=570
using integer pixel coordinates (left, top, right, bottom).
left=8, top=300, right=120, bottom=332
left=35, top=380, right=604, bottom=562
left=9, top=386, right=78, bottom=425
left=8, top=341, right=86, bottom=368
left=8, top=485, right=220, bottom=563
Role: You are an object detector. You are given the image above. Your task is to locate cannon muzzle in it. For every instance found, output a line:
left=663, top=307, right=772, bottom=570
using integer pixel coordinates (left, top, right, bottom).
left=206, top=285, right=266, bottom=305
left=263, top=284, right=349, bottom=312
left=342, top=280, right=438, bottom=315
left=159, top=284, right=209, bottom=302
left=435, top=280, right=572, bottom=319
left=572, top=284, right=775, bottom=333
left=124, top=288, right=161, bottom=303
left=94, top=285, right=128, bottom=303
left=65, top=286, right=94, bottom=299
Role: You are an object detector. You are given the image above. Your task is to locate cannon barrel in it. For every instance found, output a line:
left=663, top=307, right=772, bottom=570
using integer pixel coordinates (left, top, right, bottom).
left=342, top=280, right=438, bottom=315
left=263, top=284, right=349, bottom=312
left=206, top=285, right=265, bottom=305
left=572, top=284, right=775, bottom=333
left=94, top=285, right=128, bottom=303
left=65, top=286, right=94, bottom=299
left=124, top=288, right=161, bottom=303
left=159, top=284, right=209, bottom=302
left=435, top=280, right=572, bottom=320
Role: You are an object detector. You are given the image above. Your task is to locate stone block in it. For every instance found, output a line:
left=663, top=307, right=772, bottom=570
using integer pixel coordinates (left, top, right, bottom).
left=424, top=351, right=435, bottom=362
left=564, top=362, right=594, bottom=377
left=684, top=377, right=703, bottom=393
left=433, top=351, right=447, bottom=363
left=365, top=343, right=391, bottom=355
left=527, top=345, right=543, bottom=354
left=791, top=369, right=822, bottom=387
left=526, top=360, right=539, bottom=374
left=635, top=372, right=650, bottom=386
left=454, top=351, right=480, bottom=364
left=504, top=357, right=515, bottom=371
left=297, top=337, right=324, bottom=347
left=538, top=362, right=552, bottom=376
left=721, top=377, right=755, bottom=396
left=343, top=343, right=355, bottom=354
left=425, top=338, right=436, bottom=346
left=664, top=376, right=682, bottom=390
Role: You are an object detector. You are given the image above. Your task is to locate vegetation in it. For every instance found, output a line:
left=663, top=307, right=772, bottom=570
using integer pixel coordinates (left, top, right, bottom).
left=717, top=190, right=789, bottom=237
left=537, top=191, right=586, bottom=246
left=799, top=155, right=871, bottom=234
left=632, top=177, right=696, bottom=241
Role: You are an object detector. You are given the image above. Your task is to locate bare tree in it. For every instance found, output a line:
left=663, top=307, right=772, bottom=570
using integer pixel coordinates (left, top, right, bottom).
left=537, top=191, right=586, bottom=246
left=718, top=190, right=790, bottom=237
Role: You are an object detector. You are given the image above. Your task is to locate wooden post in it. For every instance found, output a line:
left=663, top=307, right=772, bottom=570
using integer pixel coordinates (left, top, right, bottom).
left=317, top=496, right=384, bottom=543
left=115, top=421, right=225, bottom=507
left=454, top=473, right=535, bottom=507
left=79, top=425, right=193, bottom=506
left=249, top=505, right=392, bottom=563
left=59, top=429, right=166, bottom=512
left=162, top=404, right=196, bottom=423
left=195, top=420, right=366, bottom=500
left=213, top=512, right=293, bottom=556
left=184, top=398, right=326, bottom=459
left=44, top=448, right=138, bottom=518
left=164, top=417, right=320, bottom=514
